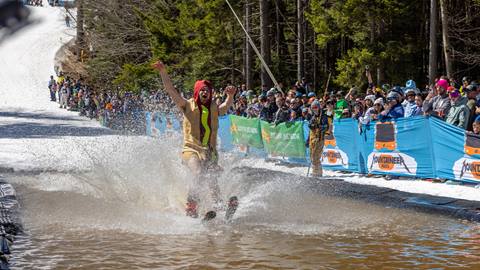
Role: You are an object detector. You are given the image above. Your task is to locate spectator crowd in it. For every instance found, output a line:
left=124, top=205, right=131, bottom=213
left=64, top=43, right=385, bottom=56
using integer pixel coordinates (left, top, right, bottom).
left=48, top=68, right=480, bottom=137
left=224, top=70, right=480, bottom=135
left=47, top=72, right=179, bottom=134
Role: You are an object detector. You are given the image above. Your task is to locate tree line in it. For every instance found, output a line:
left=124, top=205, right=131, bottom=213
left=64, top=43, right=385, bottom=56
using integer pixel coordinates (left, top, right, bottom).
left=74, top=0, right=480, bottom=94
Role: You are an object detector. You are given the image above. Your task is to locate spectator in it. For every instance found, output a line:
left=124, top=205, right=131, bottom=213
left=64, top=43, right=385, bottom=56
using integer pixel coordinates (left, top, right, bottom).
left=351, top=101, right=364, bottom=120
left=460, top=76, right=470, bottom=96
left=308, top=99, right=331, bottom=177
left=445, top=89, right=469, bottom=129
left=259, top=89, right=278, bottom=123
left=364, top=95, right=375, bottom=110
left=334, top=91, right=349, bottom=119
left=274, top=96, right=290, bottom=125
left=403, top=89, right=418, bottom=117
left=234, top=92, right=248, bottom=117
left=473, top=115, right=480, bottom=135
left=48, top=75, right=56, bottom=102
left=360, top=98, right=384, bottom=124
left=413, top=94, right=424, bottom=116
left=379, top=92, right=404, bottom=120
left=465, top=84, right=478, bottom=131
left=423, top=79, right=451, bottom=120
left=301, top=107, right=311, bottom=121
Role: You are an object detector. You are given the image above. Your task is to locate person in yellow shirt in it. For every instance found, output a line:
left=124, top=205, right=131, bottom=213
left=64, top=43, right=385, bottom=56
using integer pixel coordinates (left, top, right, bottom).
left=152, top=61, right=236, bottom=218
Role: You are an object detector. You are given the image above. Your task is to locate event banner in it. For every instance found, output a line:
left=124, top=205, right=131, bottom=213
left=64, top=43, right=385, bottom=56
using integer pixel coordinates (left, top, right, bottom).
left=430, top=117, right=480, bottom=183
left=320, top=118, right=357, bottom=172
left=360, top=116, right=434, bottom=178
left=260, top=120, right=306, bottom=158
left=229, top=115, right=264, bottom=149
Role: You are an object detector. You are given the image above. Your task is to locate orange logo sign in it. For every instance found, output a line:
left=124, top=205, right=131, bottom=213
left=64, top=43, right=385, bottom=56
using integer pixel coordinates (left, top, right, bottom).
left=470, top=162, right=480, bottom=179
left=327, top=150, right=337, bottom=164
left=378, top=154, right=395, bottom=171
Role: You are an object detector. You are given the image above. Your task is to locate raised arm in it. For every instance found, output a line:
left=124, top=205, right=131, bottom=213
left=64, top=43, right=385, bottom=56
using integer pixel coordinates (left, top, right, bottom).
left=218, top=85, right=237, bottom=116
left=152, top=61, right=187, bottom=110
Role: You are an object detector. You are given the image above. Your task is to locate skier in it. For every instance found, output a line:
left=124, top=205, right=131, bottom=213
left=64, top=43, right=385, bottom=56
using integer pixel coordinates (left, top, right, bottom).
left=152, top=60, right=237, bottom=220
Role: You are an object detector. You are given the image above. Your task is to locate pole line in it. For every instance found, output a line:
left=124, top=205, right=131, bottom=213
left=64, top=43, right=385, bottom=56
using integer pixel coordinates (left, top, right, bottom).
left=224, top=0, right=283, bottom=94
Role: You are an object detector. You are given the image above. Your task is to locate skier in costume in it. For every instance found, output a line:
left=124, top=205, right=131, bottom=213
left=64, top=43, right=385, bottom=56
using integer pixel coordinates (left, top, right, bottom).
left=152, top=61, right=236, bottom=218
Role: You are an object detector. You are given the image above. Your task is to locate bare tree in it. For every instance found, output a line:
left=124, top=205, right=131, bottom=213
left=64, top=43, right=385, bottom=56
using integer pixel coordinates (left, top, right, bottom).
left=297, top=0, right=304, bottom=81
left=244, top=0, right=253, bottom=90
left=76, top=0, right=84, bottom=61
left=260, top=0, right=272, bottom=88
left=440, top=0, right=452, bottom=78
left=429, top=0, right=438, bottom=84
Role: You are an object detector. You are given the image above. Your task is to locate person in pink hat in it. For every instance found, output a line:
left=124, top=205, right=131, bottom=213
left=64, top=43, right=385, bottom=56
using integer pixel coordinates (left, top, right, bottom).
left=423, top=78, right=451, bottom=120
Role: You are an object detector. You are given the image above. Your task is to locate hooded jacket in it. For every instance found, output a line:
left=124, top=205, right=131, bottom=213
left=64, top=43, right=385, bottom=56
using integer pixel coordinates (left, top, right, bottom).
left=379, top=103, right=404, bottom=120
left=182, top=80, right=220, bottom=162
left=445, top=96, right=470, bottom=129
left=423, top=94, right=451, bottom=119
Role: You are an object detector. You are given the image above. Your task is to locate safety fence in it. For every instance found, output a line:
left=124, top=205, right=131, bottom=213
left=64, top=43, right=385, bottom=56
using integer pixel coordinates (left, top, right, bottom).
left=145, top=112, right=480, bottom=184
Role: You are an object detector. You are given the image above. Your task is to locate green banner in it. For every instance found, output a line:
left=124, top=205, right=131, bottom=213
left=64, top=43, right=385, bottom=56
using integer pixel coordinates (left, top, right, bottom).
left=260, top=120, right=306, bottom=158
left=229, top=115, right=264, bottom=149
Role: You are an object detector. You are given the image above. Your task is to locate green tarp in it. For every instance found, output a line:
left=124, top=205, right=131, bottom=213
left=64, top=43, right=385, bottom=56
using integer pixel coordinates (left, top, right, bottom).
left=260, top=120, right=306, bottom=158
left=229, top=115, right=264, bottom=149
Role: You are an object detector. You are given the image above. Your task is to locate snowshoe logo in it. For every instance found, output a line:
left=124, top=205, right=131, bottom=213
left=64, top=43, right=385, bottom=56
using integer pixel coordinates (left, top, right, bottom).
left=320, top=125, right=349, bottom=168
left=375, top=154, right=396, bottom=171
left=325, top=150, right=338, bottom=164
left=321, top=148, right=348, bottom=167
left=368, top=152, right=417, bottom=175
left=367, top=122, right=417, bottom=175
left=454, top=159, right=480, bottom=180
left=453, top=132, right=480, bottom=181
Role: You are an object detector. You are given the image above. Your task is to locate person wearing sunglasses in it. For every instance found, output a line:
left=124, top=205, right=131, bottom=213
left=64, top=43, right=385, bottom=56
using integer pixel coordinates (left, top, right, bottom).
left=445, top=89, right=470, bottom=129
left=403, top=89, right=419, bottom=118
left=379, top=92, right=404, bottom=120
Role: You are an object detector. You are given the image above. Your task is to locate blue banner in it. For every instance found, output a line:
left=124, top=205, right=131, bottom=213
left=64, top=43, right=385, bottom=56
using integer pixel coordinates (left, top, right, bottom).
left=320, top=118, right=359, bottom=173
left=361, top=116, right=435, bottom=178
left=430, top=117, right=480, bottom=184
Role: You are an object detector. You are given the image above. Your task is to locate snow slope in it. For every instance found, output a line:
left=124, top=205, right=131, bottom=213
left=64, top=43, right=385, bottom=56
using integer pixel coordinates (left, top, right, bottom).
left=0, top=3, right=119, bottom=171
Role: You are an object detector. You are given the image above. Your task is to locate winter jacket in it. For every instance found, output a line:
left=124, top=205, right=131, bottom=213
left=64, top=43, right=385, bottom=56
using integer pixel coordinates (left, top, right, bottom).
left=274, top=107, right=291, bottom=125
left=360, top=107, right=379, bottom=124
left=403, top=101, right=418, bottom=117
left=412, top=106, right=423, bottom=116
left=423, top=94, right=451, bottom=119
left=260, top=103, right=278, bottom=123
left=466, top=98, right=476, bottom=131
left=379, top=103, right=404, bottom=120
left=446, top=96, right=470, bottom=129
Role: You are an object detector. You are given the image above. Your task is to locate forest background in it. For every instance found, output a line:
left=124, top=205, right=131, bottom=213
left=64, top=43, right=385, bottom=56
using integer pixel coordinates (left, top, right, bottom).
left=72, top=0, right=480, bottom=95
